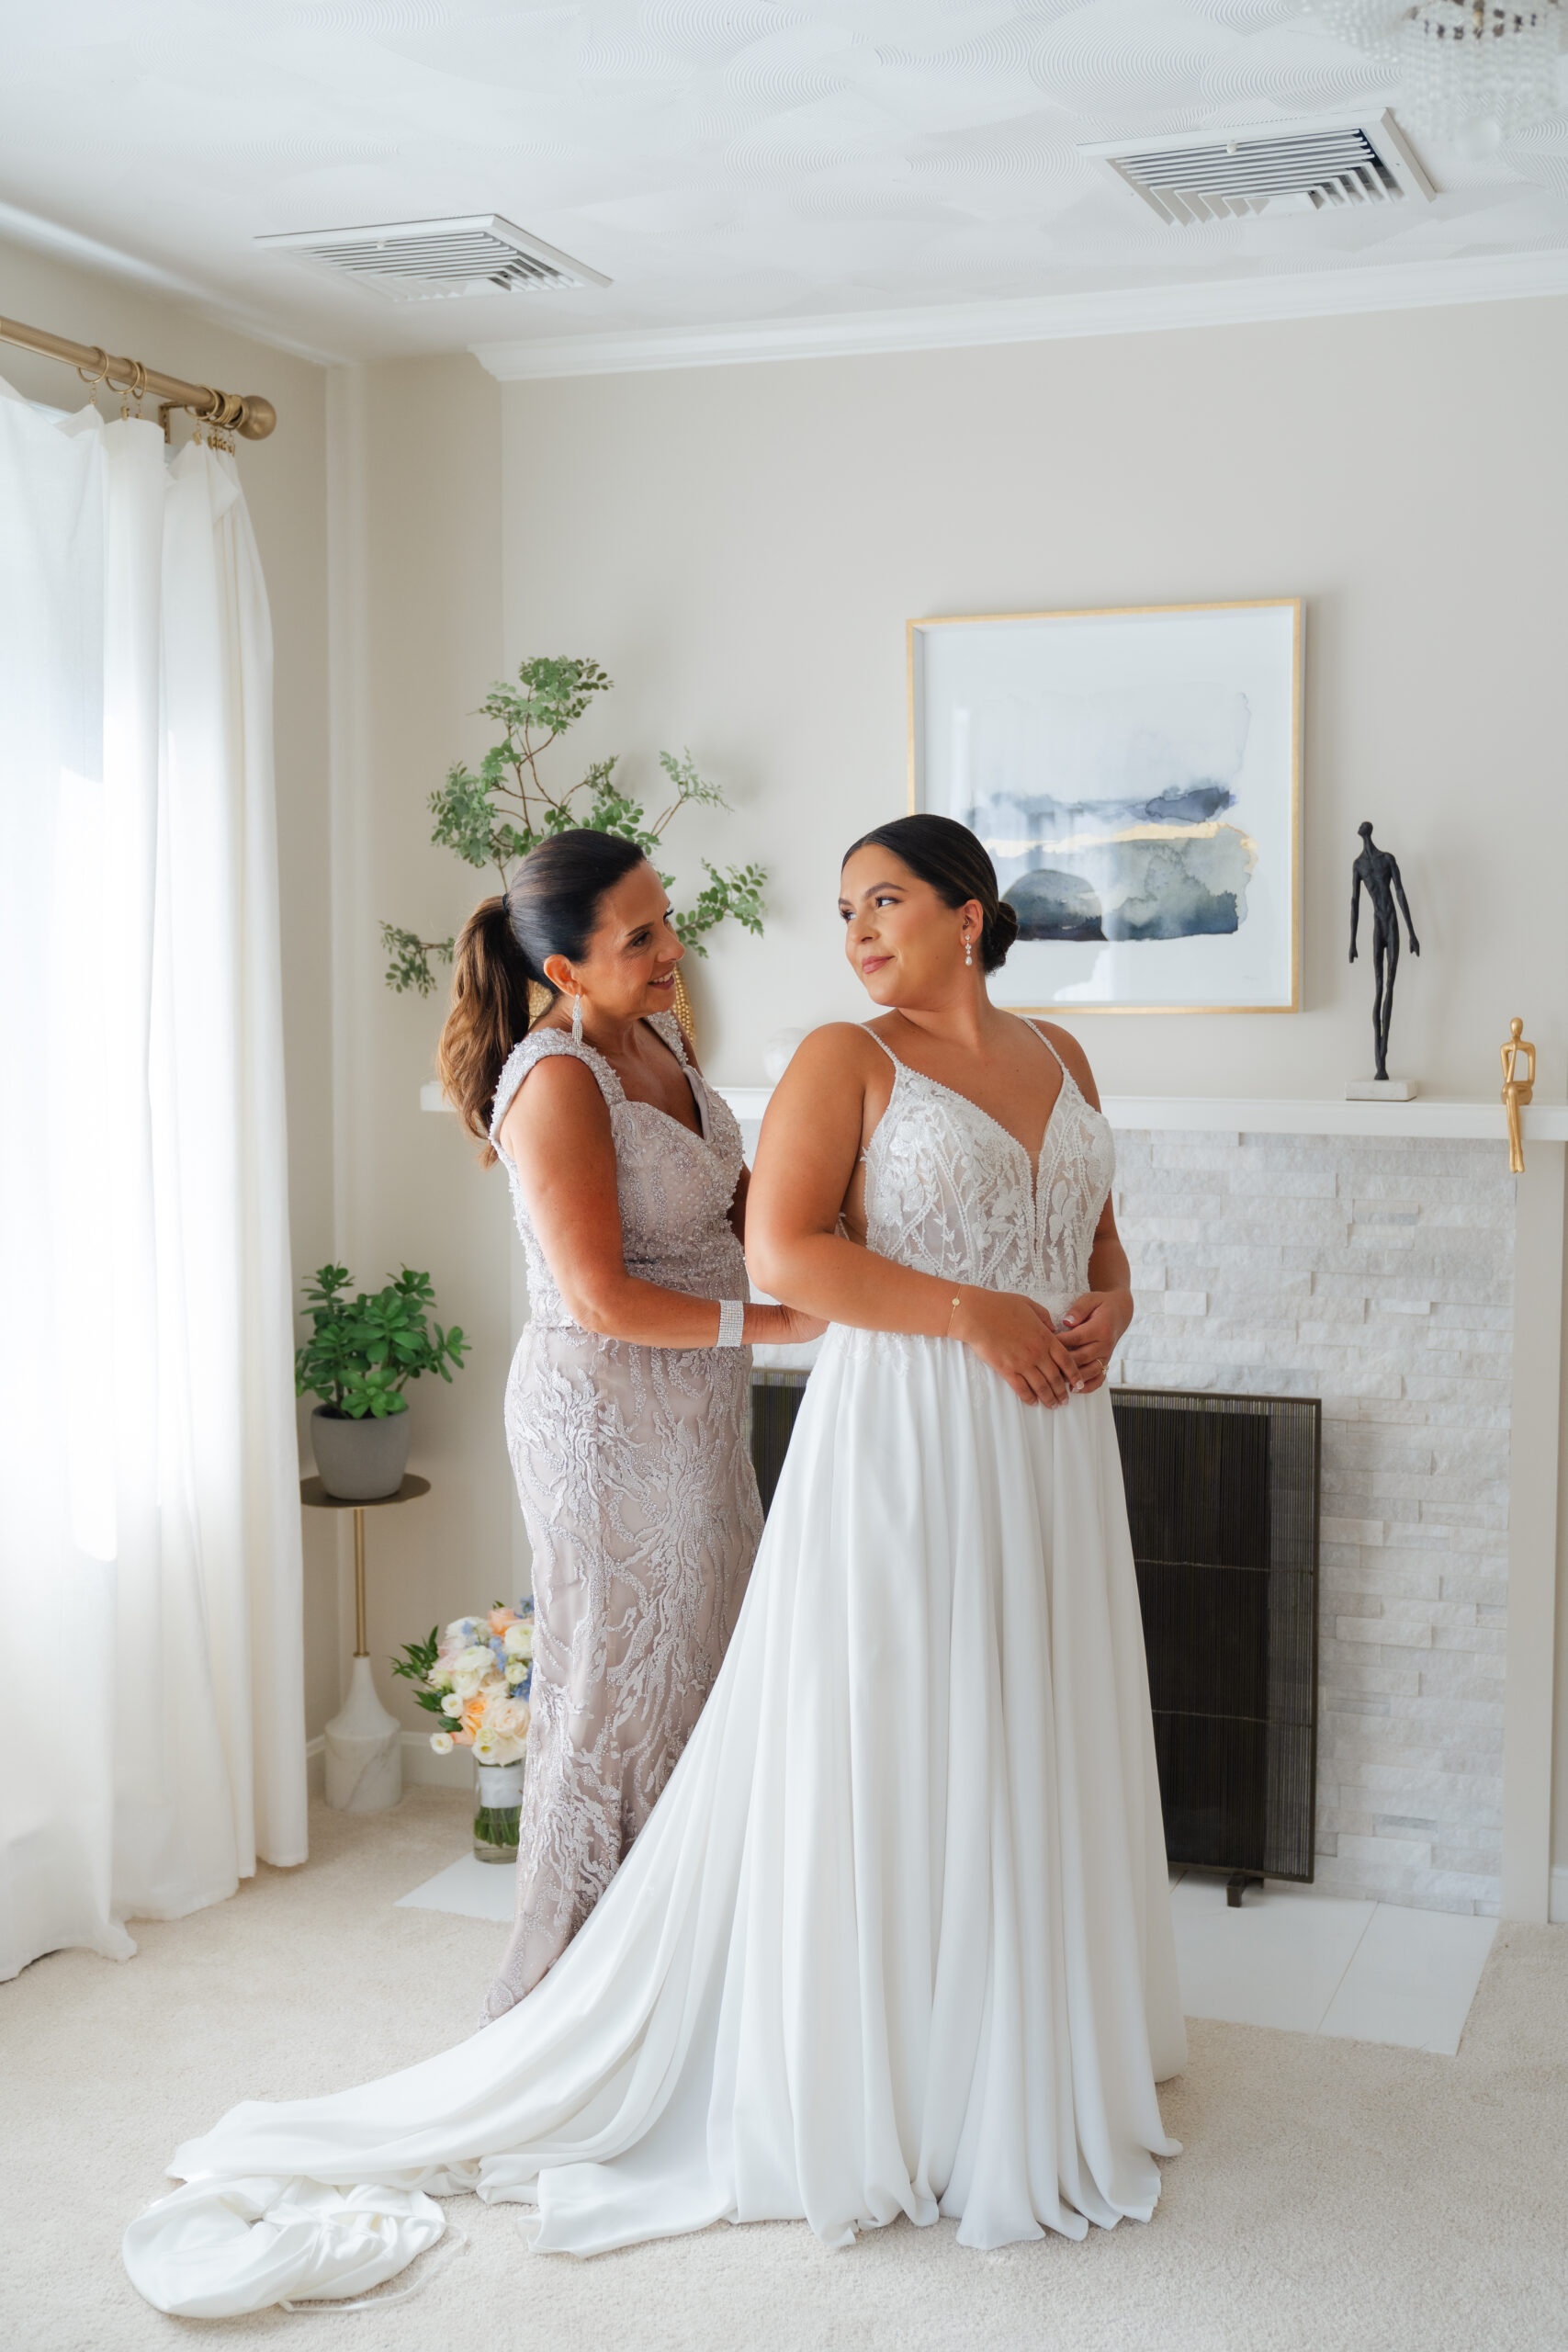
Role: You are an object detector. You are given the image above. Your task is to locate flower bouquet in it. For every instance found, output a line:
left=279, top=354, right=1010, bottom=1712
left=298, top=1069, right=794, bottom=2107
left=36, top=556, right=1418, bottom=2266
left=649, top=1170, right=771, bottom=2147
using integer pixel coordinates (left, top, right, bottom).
left=392, top=1600, right=535, bottom=1861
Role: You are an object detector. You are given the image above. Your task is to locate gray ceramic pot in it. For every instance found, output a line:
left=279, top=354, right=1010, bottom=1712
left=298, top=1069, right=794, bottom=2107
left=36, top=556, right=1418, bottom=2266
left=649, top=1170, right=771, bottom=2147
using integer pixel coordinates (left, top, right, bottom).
left=310, top=1405, right=412, bottom=1501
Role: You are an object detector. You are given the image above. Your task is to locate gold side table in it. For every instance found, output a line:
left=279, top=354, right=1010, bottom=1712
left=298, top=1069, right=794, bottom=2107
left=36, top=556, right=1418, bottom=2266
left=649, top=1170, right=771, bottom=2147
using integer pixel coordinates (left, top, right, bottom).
left=302, top=1474, right=430, bottom=1812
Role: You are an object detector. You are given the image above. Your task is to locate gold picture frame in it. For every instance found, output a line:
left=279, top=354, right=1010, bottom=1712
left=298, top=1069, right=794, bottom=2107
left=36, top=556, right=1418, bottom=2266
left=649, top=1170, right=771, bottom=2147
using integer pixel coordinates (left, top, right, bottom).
left=907, top=598, right=1303, bottom=1015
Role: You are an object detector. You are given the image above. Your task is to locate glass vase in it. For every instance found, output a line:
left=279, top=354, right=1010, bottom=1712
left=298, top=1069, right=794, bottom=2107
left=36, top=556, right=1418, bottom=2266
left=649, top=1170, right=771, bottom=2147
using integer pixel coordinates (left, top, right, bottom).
left=473, top=1760, right=524, bottom=1862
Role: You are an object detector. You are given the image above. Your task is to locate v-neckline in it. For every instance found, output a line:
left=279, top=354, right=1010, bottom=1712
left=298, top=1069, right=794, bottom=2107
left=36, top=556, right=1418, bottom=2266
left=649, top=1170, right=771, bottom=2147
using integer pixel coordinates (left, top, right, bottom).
left=882, top=1017, right=1069, bottom=1191
left=585, top=1016, right=708, bottom=1145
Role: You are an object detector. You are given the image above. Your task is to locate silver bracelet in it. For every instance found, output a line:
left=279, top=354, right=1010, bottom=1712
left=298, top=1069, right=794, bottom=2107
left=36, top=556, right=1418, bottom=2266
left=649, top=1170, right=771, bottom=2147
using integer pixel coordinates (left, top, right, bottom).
left=715, top=1297, right=746, bottom=1349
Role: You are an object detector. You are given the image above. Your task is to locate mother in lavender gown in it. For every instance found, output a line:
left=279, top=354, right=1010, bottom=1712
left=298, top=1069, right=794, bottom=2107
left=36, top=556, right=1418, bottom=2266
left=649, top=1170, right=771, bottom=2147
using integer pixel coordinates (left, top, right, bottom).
left=434, top=830, right=821, bottom=2017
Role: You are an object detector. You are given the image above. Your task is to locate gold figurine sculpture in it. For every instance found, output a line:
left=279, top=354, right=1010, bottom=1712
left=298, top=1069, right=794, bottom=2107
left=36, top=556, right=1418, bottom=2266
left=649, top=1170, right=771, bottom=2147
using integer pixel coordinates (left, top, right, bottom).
left=1501, top=1017, right=1535, bottom=1175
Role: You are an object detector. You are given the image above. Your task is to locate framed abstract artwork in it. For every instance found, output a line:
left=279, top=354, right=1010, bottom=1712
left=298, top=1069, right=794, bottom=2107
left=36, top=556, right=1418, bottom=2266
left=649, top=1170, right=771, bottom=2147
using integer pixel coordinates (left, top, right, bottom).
left=908, top=599, right=1303, bottom=1013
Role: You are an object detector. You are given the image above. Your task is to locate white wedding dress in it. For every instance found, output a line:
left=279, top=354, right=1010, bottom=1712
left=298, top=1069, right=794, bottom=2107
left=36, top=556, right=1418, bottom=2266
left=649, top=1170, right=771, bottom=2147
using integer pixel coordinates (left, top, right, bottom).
left=124, top=1027, right=1185, bottom=2317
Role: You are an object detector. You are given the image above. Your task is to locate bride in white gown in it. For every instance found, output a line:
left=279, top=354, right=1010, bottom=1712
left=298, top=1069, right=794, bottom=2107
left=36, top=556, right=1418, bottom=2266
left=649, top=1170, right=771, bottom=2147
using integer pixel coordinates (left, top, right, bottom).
left=124, top=815, right=1184, bottom=2317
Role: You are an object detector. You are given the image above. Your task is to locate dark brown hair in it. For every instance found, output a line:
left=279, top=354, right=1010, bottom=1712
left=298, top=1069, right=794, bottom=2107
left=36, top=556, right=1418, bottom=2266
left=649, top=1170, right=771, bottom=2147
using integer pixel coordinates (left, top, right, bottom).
left=841, top=812, right=1019, bottom=972
left=437, top=828, right=647, bottom=1161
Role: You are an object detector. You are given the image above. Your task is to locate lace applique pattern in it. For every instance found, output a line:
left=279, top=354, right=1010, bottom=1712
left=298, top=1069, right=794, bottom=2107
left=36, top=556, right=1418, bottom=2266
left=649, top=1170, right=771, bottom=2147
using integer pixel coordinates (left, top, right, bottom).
left=483, top=1012, right=761, bottom=2018
left=863, top=1057, right=1115, bottom=1305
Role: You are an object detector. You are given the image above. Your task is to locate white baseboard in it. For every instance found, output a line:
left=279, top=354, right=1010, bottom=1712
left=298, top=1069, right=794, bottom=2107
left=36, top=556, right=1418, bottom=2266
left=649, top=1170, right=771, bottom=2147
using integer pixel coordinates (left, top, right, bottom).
left=400, top=1733, right=474, bottom=1791
left=302, top=1728, right=472, bottom=1801
left=296, top=1730, right=1568, bottom=1920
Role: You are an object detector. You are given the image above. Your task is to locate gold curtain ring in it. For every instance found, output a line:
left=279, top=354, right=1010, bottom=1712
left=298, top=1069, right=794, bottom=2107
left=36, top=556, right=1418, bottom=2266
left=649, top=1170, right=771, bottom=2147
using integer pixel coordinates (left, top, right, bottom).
left=74, top=345, right=111, bottom=390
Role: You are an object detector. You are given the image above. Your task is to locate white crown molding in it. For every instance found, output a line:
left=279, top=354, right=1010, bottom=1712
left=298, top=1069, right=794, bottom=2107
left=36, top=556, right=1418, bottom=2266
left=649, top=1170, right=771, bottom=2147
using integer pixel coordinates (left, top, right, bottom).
left=472, top=246, right=1568, bottom=382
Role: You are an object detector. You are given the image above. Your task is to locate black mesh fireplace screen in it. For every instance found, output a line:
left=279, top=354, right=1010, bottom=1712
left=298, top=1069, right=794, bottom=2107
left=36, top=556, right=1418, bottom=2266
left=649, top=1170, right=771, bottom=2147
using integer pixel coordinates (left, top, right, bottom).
left=749, top=1374, right=1320, bottom=1884
left=1111, top=1387, right=1320, bottom=1884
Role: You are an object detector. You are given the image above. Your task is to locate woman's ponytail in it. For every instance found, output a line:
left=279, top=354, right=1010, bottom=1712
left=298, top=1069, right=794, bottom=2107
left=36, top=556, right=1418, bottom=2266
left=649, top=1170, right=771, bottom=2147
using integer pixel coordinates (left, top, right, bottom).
left=437, top=828, right=649, bottom=1163
left=437, top=895, right=537, bottom=1163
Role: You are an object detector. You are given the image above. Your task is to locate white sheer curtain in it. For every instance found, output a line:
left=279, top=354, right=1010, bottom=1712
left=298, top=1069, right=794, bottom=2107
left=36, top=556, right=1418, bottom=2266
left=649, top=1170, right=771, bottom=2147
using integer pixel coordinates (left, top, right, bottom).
left=0, top=384, right=306, bottom=1981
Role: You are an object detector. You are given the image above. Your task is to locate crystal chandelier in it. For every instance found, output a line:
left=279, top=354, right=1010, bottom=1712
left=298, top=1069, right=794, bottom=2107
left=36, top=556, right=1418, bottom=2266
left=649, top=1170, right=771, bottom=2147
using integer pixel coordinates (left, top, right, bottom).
left=1399, top=3, right=1562, bottom=137
left=1311, top=1, right=1407, bottom=51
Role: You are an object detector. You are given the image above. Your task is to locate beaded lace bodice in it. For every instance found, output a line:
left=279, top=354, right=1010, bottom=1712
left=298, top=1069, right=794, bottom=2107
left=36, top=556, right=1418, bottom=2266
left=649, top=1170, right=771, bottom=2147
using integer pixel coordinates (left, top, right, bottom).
left=863, top=1024, right=1115, bottom=1312
left=491, top=1011, right=748, bottom=1325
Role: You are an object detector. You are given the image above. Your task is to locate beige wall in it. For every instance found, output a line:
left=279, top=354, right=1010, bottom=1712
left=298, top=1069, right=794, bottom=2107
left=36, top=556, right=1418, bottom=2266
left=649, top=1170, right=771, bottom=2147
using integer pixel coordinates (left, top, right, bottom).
left=0, top=239, right=342, bottom=1739
left=497, top=299, right=1568, bottom=1108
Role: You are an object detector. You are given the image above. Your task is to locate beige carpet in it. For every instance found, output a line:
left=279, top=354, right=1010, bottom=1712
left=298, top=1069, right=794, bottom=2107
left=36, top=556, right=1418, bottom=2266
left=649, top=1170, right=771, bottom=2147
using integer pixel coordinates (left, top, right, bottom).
left=5, top=1791, right=1564, bottom=2352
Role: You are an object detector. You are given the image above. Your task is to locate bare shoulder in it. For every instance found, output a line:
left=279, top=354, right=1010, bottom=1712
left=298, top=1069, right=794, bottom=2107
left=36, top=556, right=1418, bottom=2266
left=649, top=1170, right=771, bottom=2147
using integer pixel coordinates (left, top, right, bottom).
left=775, top=1021, right=886, bottom=1088
left=499, top=1046, right=612, bottom=1147
left=1033, top=1019, right=1103, bottom=1110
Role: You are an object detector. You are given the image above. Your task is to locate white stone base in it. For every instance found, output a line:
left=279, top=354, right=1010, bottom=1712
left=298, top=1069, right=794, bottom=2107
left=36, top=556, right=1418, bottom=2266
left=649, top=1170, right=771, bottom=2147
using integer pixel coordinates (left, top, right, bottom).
left=1346, top=1079, right=1418, bottom=1101
left=324, top=1655, right=402, bottom=1811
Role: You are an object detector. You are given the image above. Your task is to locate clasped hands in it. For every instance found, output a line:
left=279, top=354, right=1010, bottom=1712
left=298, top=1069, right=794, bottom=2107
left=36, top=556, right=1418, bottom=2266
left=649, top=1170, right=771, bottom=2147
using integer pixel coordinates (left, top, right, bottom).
left=953, top=1285, right=1133, bottom=1408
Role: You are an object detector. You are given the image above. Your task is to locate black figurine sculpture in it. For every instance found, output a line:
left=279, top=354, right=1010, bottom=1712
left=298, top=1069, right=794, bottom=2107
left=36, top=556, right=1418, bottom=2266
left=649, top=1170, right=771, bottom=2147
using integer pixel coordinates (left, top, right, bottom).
left=1349, top=821, right=1420, bottom=1083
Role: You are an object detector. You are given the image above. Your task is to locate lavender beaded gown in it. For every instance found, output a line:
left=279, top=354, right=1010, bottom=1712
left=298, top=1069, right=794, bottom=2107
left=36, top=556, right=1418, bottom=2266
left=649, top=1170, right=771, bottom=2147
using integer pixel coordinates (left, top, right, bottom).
left=483, top=1010, right=761, bottom=2016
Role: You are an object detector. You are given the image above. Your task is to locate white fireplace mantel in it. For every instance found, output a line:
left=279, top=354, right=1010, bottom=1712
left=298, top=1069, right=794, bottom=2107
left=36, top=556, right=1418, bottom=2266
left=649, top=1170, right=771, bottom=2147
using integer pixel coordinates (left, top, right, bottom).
left=420, top=1080, right=1568, bottom=1144
left=715, top=1087, right=1568, bottom=1143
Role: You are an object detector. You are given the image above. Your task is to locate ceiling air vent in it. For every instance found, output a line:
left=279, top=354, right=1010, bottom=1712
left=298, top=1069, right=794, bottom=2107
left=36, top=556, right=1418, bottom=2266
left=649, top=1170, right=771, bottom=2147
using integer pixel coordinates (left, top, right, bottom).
left=256, top=214, right=610, bottom=300
left=1080, top=111, right=1434, bottom=226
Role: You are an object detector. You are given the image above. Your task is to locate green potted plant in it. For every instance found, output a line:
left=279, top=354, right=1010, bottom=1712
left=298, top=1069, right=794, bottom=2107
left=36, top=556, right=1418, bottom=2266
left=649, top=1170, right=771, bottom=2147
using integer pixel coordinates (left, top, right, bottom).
left=295, top=1264, right=468, bottom=1500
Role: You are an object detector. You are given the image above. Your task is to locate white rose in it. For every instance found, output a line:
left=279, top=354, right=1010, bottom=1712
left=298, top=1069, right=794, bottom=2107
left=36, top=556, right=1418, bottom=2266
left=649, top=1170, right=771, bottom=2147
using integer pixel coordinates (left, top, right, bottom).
left=429, top=1731, right=455, bottom=1755
left=502, top=1621, right=533, bottom=1661
left=505, top=1660, right=527, bottom=1688
left=445, top=1618, right=475, bottom=1648
left=447, top=1644, right=494, bottom=1695
left=441, top=1693, right=463, bottom=1717
left=476, top=1733, right=524, bottom=1767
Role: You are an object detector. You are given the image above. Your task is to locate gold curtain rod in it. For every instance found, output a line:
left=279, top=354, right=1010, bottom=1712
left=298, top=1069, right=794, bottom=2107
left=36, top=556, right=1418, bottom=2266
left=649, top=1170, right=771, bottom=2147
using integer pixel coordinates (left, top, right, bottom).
left=0, top=312, right=276, bottom=441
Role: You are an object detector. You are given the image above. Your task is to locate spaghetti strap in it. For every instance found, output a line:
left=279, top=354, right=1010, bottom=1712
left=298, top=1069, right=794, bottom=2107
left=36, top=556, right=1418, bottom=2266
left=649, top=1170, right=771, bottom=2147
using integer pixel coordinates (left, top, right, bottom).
left=863, top=1027, right=902, bottom=1069
left=1015, top=1013, right=1066, bottom=1076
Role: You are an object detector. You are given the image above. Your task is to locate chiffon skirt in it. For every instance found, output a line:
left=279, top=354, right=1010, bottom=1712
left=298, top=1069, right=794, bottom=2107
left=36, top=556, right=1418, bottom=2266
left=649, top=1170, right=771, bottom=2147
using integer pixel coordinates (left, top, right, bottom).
left=124, top=1329, right=1185, bottom=2316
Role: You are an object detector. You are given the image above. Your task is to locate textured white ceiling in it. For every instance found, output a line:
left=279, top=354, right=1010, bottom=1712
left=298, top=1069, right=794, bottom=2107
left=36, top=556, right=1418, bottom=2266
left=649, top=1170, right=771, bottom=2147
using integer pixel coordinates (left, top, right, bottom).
left=2, top=0, right=1567, bottom=362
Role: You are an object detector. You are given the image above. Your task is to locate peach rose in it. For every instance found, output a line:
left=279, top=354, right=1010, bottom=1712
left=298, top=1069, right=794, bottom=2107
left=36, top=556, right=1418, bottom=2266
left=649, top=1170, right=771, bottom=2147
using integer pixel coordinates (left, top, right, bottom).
left=488, top=1606, right=517, bottom=1634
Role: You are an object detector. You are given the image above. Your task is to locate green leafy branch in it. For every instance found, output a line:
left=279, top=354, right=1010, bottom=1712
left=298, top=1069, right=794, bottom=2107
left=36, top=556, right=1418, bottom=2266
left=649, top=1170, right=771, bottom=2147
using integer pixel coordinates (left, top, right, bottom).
left=384, top=659, right=768, bottom=994
left=380, top=925, right=454, bottom=1000
left=390, top=1626, right=450, bottom=1722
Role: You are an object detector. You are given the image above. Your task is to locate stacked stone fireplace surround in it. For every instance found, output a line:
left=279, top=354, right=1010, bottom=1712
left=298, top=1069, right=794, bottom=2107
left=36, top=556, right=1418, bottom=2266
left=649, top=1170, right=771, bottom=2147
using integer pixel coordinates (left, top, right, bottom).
left=1111, top=1130, right=1514, bottom=1917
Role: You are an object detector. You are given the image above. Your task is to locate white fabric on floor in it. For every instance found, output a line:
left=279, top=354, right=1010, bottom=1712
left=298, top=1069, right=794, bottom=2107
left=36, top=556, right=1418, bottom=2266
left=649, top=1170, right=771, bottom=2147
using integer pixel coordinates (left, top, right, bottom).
left=125, top=1323, right=1183, bottom=2312
left=0, top=383, right=305, bottom=1984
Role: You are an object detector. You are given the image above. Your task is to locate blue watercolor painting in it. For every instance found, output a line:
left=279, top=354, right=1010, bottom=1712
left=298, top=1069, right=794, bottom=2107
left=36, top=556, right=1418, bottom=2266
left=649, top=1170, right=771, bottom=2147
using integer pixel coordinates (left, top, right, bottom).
left=957, top=684, right=1259, bottom=945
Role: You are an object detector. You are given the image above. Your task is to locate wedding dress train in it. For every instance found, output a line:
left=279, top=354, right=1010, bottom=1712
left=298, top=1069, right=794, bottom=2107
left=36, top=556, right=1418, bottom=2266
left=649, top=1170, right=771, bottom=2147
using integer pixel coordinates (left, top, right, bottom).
left=124, top=1029, right=1185, bottom=2316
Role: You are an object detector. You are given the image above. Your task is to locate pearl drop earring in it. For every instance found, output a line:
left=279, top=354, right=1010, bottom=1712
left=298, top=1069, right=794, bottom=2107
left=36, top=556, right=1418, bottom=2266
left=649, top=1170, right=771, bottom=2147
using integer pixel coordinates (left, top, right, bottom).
left=964, top=933, right=974, bottom=967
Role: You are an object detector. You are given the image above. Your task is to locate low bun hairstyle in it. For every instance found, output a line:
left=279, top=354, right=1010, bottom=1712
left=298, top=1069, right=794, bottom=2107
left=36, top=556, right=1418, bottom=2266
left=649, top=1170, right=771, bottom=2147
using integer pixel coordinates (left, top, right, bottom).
left=842, top=812, right=1019, bottom=973
left=437, top=827, right=647, bottom=1160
